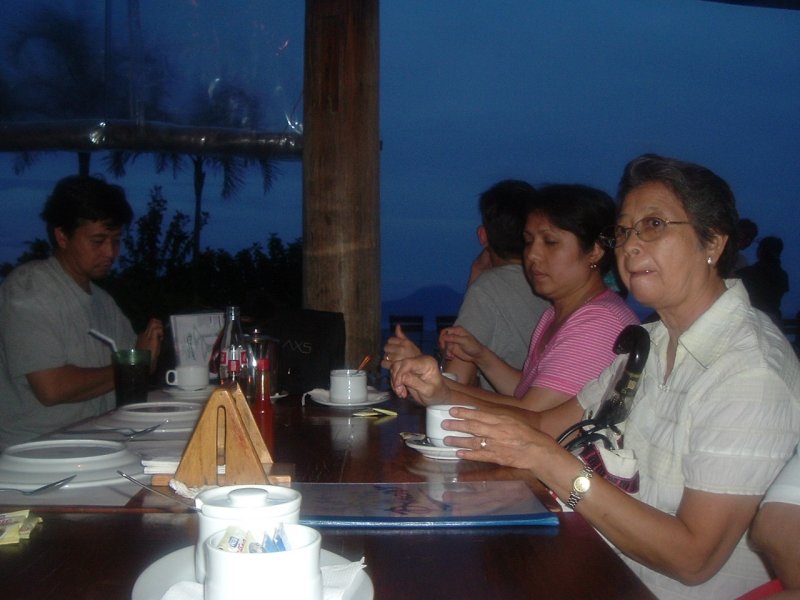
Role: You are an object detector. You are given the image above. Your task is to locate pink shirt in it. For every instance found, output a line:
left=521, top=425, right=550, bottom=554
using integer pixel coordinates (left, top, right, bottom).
left=514, top=289, right=639, bottom=399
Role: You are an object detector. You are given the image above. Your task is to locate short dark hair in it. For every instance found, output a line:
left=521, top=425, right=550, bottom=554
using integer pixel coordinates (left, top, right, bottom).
left=757, top=236, right=783, bottom=263
left=479, top=179, right=538, bottom=260
left=41, top=175, right=133, bottom=246
left=618, top=154, right=739, bottom=277
left=528, top=184, right=617, bottom=273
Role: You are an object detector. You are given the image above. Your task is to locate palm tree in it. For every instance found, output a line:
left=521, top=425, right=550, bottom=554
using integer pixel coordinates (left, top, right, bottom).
left=168, top=81, right=280, bottom=266
left=6, top=5, right=171, bottom=175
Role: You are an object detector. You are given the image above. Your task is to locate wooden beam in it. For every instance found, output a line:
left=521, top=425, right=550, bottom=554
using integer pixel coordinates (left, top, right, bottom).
left=303, top=0, right=381, bottom=366
left=0, top=120, right=302, bottom=161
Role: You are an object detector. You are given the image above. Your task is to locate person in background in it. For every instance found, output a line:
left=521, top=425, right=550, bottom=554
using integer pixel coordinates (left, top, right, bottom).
left=735, top=217, right=759, bottom=271
left=738, top=235, right=789, bottom=326
left=391, top=154, right=800, bottom=599
left=385, top=180, right=548, bottom=390
left=748, top=451, right=800, bottom=598
left=0, top=175, right=164, bottom=449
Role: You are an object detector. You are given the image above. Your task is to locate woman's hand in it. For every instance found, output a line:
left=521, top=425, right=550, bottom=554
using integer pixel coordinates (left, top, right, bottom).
left=136, top=318, right=164, bottom=372
left=439, top=326, right=485, bottom=366
left=443, top=405, right=559, bottom=471
left=390, top=355, right=449, bottom=406
left=381, top=324, right=422, bottom=369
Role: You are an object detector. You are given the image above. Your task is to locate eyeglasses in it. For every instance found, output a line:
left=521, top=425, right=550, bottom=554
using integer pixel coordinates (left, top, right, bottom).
left=600, top=217, right=691, bottom=248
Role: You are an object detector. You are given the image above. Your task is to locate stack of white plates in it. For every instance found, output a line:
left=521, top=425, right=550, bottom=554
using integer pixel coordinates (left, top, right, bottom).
left=0, top=439, right=143, bottom=491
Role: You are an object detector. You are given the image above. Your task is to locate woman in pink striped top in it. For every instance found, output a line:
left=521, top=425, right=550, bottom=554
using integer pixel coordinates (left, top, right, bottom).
left=437, top=184, right=639, bottom=412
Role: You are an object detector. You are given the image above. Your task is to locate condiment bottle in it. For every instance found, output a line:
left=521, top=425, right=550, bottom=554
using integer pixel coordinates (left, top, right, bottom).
left=252, top=357, right=274, bottom=452
left=217, top=306, right=248, bottom=386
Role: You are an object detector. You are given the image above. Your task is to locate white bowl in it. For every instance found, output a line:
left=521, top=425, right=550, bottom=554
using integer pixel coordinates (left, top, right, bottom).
left=194, top=485, right=302, bottom=582
left=204, top=524, right=322, bottom=600
left=0, top=439, right=142, bottom=489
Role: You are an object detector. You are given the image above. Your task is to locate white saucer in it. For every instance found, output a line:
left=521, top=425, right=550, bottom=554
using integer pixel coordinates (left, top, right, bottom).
left=307, top=388, right=389, bottom=409
left=163, top=385, right=216, bottom=401
left=406, top=438, right=461, bottom=461
left=271, top=391, right=289, bottom=400
left=131, top=545, right=373, bottom=600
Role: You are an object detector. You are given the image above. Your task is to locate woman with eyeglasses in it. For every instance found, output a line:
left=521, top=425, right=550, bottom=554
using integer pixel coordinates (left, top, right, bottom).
left=391, top=154, right=800, bottom=599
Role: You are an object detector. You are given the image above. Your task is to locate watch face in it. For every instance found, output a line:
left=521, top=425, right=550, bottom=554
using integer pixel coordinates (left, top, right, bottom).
left=574, top=476, right=591, bottom=494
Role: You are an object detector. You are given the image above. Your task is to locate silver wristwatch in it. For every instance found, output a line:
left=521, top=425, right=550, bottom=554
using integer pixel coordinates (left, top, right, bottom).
left=565, top=464, right=593, bottom=509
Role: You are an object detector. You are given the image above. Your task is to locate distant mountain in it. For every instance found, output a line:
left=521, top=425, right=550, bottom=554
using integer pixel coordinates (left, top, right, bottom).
left=381, top=285, right=463, bottom=331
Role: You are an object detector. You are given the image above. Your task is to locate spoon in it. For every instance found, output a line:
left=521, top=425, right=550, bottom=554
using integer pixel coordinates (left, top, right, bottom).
left=116, top=470, right=198, bottom=510
left=62, top=422, right=165, bottom=439
left=0, top=474, right=77, bottom=495
left=357, top=354, right=373, bottom=371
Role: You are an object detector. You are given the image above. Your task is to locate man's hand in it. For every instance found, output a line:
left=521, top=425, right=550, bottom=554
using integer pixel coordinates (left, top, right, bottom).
left=136, top=318, right=164, bottom=372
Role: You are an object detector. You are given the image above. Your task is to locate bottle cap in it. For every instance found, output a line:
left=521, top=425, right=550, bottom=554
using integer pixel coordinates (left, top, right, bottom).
left=257, top=357, right=270, bottom=370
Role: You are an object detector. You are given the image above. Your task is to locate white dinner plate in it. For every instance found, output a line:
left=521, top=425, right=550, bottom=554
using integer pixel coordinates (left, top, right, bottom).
left=306, top=388, right=389, bottom=409
left=86, top=402, right=201, bottom=433
left=406, top=438, right=461, bottom=461
left=163, top=385, right=216, bottom=401
left=0, top=439, right=144, bottom=489
left=131, top=545, right=373, bottom=600
left=117, top=401, right=201, bottom=421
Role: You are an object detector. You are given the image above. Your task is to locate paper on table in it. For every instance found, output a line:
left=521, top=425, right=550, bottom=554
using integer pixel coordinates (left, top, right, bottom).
left=323, top=558, right=366, bottom=600
left=170, top=312, right=224, bottom=368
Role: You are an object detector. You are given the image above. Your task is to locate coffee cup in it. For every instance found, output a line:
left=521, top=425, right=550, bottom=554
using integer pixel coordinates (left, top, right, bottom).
left=165, top=365, right=209, bottom=391
left=204, top=524, right=322, bottom=600
left=194, top=485, right=302, bottom=583
left=426, top=404, right=476, bottom=448
left=329, top=369, right=367, bottom=404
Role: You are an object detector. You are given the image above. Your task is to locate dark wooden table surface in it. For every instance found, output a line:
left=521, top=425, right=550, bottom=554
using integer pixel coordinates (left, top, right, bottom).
left=0, top=394, right=655, bottom=599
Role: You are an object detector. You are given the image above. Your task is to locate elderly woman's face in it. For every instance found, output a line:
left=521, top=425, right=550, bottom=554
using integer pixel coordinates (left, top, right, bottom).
left=616, top=182, right=720, bottom=315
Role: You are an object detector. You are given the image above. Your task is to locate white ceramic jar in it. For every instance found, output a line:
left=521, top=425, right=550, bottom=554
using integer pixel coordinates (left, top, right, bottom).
left=204, top=524, right=322, bottom=600
left=194, top=485, right=302, bottom=582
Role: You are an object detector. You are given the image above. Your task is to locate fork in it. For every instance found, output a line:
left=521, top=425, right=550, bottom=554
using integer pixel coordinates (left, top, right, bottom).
left=62, top=421, right=165, bottom=439
left=0, top=474, right=77, bottom=495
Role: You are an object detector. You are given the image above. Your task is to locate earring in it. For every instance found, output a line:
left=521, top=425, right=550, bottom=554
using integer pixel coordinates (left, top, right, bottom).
left=590, top=263, right=598, bottom=270
left=707, top=256, right=713, bottom=266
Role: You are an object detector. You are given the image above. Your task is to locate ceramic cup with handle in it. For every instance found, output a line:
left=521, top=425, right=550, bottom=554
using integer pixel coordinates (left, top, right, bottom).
left=204, top=524, right=322, bottom=600
left=194, top=485, right=302, bottom=583
left=165, top=365, right=209, bottom=391
left=426, top=404, right=476, bottom=448
left=329, top=369, right=367, bottom=404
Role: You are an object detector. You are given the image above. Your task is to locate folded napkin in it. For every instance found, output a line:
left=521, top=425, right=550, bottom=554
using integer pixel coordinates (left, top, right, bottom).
left=159, top=558, right=366, bottom=600
left=323, top=557, right=366, bottom=600
left=161, top=581, right=202, bottom=600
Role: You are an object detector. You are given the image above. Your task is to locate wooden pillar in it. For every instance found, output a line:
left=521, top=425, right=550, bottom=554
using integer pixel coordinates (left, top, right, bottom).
left=303, top=0, right=380, bottom=366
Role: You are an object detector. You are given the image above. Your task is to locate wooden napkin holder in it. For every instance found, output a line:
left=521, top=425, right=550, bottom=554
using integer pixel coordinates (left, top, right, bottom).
left=172, top=383, right=291, bottom=487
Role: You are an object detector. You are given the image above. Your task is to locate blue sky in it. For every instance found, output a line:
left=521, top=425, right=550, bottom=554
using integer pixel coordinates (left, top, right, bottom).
left=1, top=1, right=799, bottom=319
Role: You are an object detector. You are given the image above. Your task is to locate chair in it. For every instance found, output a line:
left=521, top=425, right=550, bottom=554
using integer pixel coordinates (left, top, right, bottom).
left=388, top=314, right=424, bottom=348
left=263, top=308, right=346, bottom=393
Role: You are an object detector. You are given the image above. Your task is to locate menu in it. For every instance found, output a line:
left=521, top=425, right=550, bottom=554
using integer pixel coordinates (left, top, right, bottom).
left=294, top=480, right=558, bottom=528
left=169, top=312, right=224, bottom=368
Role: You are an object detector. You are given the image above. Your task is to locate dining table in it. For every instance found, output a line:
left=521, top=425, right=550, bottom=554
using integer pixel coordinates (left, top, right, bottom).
left=0, top=386, right=656, bottom=600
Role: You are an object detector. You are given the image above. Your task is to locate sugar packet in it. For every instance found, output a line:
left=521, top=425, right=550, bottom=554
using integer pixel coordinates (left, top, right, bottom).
left=0, top=510, right=34, bottom=546
left=216, top=526, right=261, bottom=553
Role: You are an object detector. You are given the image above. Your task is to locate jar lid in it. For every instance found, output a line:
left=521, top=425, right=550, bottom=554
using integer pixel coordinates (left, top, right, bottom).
left=195, top=484, right=301, bottom=517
